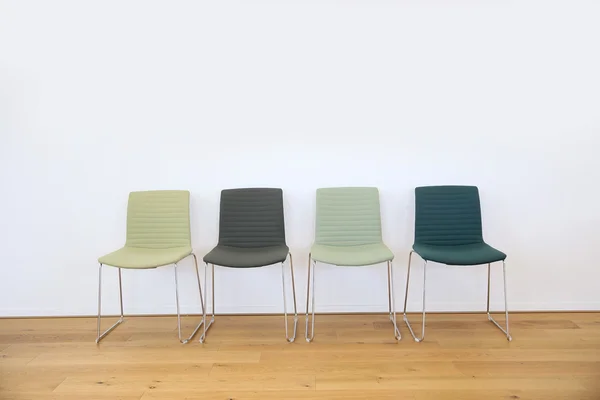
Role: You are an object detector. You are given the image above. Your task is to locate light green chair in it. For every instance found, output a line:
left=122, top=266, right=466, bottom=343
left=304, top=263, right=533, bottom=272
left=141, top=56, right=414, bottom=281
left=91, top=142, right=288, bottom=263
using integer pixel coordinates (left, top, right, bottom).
left=305, top=187, right=401, bottom=342
left=96, top=190, right=205, bottom=344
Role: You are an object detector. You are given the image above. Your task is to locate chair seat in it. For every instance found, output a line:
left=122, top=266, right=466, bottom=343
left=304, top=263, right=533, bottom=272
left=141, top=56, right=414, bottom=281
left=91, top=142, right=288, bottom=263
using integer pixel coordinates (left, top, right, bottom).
left=413, top=242, right=506, bottom=266
left=98, top=246, right=192, bottom=269
left=203, top=245, right=289, bottom=268
left=311, top=243, right=394, bottom=266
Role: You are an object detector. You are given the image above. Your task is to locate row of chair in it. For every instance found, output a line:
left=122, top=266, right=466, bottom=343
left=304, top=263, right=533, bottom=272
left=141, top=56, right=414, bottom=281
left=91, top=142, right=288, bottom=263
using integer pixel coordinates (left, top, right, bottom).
left=96, top=186, right=511, bottom=344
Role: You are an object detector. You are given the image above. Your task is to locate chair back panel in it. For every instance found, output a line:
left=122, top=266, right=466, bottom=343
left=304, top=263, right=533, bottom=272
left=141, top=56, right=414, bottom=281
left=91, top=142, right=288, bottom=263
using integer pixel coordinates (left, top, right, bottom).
left=414, top=185, right=483, bottom=246
left=126, top=190, right=191, bottom=249
left=218, top=188, right=286, bottom=248
left=315, top=187, right=383, bottom=246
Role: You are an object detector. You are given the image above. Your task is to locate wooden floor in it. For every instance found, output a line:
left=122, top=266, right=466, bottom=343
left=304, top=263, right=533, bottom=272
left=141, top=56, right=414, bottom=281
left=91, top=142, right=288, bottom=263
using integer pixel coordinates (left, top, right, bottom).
left=1, top=313, right=599, bottom=399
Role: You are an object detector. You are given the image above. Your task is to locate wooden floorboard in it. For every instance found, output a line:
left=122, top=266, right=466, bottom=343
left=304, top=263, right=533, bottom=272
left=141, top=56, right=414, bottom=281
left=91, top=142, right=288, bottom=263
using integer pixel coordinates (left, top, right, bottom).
left=1, top=313, right=599, bottom=399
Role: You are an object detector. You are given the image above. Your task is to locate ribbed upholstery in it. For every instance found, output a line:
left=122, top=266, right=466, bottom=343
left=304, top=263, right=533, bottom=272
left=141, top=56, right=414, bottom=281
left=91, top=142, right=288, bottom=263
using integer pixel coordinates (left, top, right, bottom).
left=413, top=186, right=506, bottom=265
left=415, top=186, right=483, bottom=246
left=218, top=188, right=286, bottom=248
left=99, top=190, right=192, bottom=269
left=126, top=190, right=191, bottom=248
left=203, top=188, right=289, bottom=268
left=315, top=187, right=383, bottom=246
left=311, top=187, right=393, bottom=266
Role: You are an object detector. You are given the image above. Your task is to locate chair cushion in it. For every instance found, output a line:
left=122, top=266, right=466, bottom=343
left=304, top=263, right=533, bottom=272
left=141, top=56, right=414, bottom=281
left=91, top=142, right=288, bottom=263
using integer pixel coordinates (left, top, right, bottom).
left=203, top=245, right=289, bottom=268
left=98, top=246, right=192, bottom=269
left=311, top=243, right=394, bottom=266
left=413, top=243, right=506, bottom=266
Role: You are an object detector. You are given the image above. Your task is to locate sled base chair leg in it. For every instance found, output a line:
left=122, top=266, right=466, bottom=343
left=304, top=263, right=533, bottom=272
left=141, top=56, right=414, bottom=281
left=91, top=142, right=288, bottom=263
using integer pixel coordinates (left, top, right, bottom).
left=199, top=263, right=216, bottom=344
left=282, top=253, right=299, bottom=342
left=487, top=261, right=512, bottom=341
left=96, top=264, right=125, bottom=343
left=97, top=254, right=205, bottom=344
left=305, top=254, right=401, bottom=342
left=402, top=251, right=512, bottom=342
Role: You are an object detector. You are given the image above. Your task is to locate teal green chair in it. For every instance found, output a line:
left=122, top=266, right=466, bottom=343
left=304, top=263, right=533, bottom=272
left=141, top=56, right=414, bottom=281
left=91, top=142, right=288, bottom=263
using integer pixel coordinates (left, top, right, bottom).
left=96, top=190, right=205, bottom=344
left=403, top=186, right=511, bottom=342
left=305, top=187, right=401, bottom=342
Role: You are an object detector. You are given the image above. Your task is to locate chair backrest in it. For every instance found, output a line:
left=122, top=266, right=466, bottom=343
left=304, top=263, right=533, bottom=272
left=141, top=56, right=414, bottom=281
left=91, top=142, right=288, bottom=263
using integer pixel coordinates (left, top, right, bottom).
left=126, top=190, right=191, bottom=249
left=218, top=188, right=286, bottom=248
left=414, top=185, right=484, bottom=246
left=315, top=187, right=383, bottom=246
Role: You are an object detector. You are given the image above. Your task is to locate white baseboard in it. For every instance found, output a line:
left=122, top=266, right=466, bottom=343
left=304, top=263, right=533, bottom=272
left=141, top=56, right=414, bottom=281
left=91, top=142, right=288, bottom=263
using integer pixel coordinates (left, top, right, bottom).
left=1, top=302, right=599, bottom=317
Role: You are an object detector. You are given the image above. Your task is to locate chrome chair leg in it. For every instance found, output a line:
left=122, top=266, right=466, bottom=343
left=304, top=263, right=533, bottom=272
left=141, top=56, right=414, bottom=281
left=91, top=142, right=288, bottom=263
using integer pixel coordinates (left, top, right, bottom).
left=403, top=251, right=427, bottom=342
left=282, top=253, right=299, bottom=343
left=174, top=253, right=206, bottom=344
left=199, top=263, right=215, bottom=343
left=304, top=255, right=316, bottom=342
left=96, top=264, right=124, bottom=343
left=387, top=260, right=401, bottom=341
left=487, top=261, right=512, bottom=341
left=306, top=256, right=402, bottom=343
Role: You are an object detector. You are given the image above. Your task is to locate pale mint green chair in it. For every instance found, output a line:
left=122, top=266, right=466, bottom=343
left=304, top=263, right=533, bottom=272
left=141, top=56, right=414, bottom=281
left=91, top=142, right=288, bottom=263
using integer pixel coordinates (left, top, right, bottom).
left=305, top=187, right=401, bottom=342
left=96, top=190, right=205, bottom=344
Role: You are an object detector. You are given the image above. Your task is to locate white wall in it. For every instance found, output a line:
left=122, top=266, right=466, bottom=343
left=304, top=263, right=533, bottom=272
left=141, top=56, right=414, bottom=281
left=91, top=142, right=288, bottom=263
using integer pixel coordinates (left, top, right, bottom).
left=1, top=0, right=599, bottom=317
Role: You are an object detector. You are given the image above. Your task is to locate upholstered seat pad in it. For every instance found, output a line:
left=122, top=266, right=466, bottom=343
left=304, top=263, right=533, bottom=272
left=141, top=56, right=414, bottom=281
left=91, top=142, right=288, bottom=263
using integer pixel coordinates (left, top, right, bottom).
left=311, top=243, right=394, bottom=266
left=98, top=246, right=192, bottom=269
left=203, top=244, right=289, bottom=268
left=413, top=242, right=506, bottom=266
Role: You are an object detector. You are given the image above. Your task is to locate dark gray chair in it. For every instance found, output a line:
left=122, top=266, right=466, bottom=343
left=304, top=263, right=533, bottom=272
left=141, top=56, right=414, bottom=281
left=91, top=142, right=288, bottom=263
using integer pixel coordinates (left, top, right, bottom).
left=200, top=188, right=298, bottom=343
